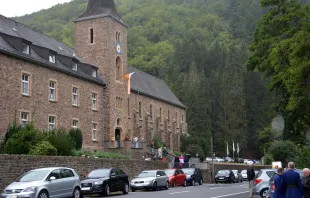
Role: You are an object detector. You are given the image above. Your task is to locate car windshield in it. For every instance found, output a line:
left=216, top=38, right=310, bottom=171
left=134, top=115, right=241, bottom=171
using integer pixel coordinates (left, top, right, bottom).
left=87, top=169, right=110, bottom=178
left=16, top=170, right=50, bottom=182
left=183, top=169, right=194, bottom=174
left=232, top=170, right=238, bottom=174
left=138, top=171, right=156, bottom=178
left=165, top=170, right=175, bottom=175
left=218, top=170, right=229, bottom=174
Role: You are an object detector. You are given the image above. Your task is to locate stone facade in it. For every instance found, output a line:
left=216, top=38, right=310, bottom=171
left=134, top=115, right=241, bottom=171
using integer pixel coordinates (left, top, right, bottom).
left=0, top=53, right=104, bottom=149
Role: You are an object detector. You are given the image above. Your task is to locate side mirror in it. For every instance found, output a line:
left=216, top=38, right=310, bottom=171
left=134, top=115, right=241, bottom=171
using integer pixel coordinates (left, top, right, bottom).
left=157, top=175, right=161, bottom=177
left=49, top=176, right=56, bottom=181
left=111, top=173, right=116, bottom=177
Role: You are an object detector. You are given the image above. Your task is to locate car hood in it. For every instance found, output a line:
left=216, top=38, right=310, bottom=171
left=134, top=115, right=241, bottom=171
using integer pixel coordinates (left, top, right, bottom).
left=131, top=177, right=155, bottom=182
left=216, top=174, right=229, bottom=177
left=81, top=177, right=108, bottom=183
left=5, top=181, right=44, bottom=190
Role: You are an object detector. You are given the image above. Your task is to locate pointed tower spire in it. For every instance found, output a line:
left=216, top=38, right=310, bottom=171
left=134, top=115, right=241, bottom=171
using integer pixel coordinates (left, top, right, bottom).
left=74, top=0, right=127, bottom=27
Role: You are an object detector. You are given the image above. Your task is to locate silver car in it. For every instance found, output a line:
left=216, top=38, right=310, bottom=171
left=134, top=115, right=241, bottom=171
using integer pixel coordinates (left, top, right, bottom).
left=130, top=170, right=169, bottom=191
left=253, top=169, right=276, bottom=198
left=1, top=167, right=81, bottom=198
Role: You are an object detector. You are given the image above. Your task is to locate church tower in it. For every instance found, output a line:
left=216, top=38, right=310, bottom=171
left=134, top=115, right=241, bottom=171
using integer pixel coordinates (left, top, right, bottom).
left=74, top=0, right=128, bottom=149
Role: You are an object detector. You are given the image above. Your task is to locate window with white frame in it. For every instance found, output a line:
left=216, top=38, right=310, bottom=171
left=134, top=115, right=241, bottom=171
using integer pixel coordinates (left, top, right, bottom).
left=22, top=43, right=30, bottom=54
left=21, top=112, right=29, bottom=127
left=49, top=81, right=56, bottom=101
left=22, top=73, right=29, bottom=96
left=72, top=62, right=78, bottom=71
left=49, top=116, right=56, bottom=131
left=92, top=93, right=97, bottom=110
left=92, top=123, right=97, bottom=141
left=49, top=53, right=56, bottom=63
left=72, top=87, right=78, bottom=106
left=72, top=120, right=78, bottom=129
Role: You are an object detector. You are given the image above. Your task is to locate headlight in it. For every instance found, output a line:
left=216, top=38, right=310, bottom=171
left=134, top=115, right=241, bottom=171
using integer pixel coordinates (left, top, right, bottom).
left=144, top=180, right=152, bottom=184
left=93, top=181, right=103, bottom=185
left=24, top=187, right=37, bottom=192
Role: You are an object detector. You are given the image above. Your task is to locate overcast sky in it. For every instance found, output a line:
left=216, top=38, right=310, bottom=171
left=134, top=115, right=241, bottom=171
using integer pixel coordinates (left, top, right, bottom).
left=0, top=0, right=73, bottom=17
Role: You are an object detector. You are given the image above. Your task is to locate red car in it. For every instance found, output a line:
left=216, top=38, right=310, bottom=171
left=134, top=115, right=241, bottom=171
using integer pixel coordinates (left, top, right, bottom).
left=164, top=169, right=187, bottom=187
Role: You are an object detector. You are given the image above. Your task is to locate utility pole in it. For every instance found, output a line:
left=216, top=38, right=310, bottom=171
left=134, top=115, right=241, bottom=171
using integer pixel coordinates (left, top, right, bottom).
left=211, top=132, right=215, bottom=183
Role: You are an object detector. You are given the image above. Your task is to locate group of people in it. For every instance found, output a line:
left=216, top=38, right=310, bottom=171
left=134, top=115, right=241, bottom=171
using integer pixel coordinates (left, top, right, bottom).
left=247, top=161, right=310, bottom=198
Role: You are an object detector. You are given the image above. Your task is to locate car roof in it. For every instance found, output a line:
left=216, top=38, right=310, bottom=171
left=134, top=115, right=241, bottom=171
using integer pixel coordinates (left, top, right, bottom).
left=31, top=167, right=73, bottom=171
left=141, top=170, right=160, bottom=172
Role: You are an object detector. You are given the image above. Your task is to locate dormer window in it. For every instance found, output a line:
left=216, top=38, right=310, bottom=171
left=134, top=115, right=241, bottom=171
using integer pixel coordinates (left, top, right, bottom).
left=72, top=62, right=78, bottom=71
left=92, top=68, right=97, bottom=77
left=21, top=43, right=30, bottom=54
left=49, top=53, right=56, bottom=63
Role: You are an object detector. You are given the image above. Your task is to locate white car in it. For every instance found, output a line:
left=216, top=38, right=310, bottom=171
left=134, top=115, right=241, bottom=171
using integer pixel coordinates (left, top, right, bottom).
left=214, top=157, right=224, bottom=162
left=244, top=159, right=253, bottom=164
left=205, top=157, right=213, bottom=162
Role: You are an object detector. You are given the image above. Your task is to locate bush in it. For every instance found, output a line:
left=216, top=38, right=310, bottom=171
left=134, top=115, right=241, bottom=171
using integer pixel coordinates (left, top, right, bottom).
left=29, top=141, right=57, bottom=156
left=153, top=135, right=165, bottom=148
left=185, top=144, right=205, bottom=161
left=294, top=145, right=310, bottom=169
left=69, top=128, right=83, bottom=150
left=268, top=140, right=296, bottom=165
left=263, top=153, right=274, bottom=165
left=5, top=123, right=42, bottom=154
left=4, top=121, right=21, bottom=143
left=45, top=129, right=75, bottom=156
left=74, top=150, right=129, bottom=159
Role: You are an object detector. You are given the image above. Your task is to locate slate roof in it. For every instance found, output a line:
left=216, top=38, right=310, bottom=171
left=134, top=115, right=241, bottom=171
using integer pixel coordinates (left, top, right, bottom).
left=74, top=0, right=128, bottom=27
left=0, top=15, right=106, bottom=86
left=128, top=67, right=186, bottom=109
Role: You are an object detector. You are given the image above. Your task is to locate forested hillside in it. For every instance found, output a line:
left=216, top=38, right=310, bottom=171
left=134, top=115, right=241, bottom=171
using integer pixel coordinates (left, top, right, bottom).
left=14, top=0, right=274, bottom=158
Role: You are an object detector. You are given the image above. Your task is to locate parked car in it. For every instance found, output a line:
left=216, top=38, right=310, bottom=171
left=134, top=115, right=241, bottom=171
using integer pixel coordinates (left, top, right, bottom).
left=234, top=158, right=244, bottom=163
left=253, top=169, right=276, bottom=198
left=205, top=157, right=213, bottom=162
left=1, top=167, right=81, bottom=198
left=214, top=157, right=225, bottom=162
left=232, top=170, right=243, bottom=183
left=244, top=159, right=253, bottom=164
left=241, top=170, right=248, bottom=181
left=224, top=157, right=234, bottom=163
left=182, top=168, right=203, bottom=186
left=164, top=169, right=187, bottom=187
left=81, top=168, right=129, bottom=196
left=130, top=170, right=169, bottom=191
left=215, top=170, right=235, bottom=183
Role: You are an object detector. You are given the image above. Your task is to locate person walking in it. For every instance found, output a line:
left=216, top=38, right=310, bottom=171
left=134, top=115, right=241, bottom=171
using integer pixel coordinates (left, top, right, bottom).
left=279, top=162, right=303, bottom=198
left=302, top=168, right=310, bottom=198
left=273, top=168, right=285, bottom=198
left=247, top=161, right=256, bottom=198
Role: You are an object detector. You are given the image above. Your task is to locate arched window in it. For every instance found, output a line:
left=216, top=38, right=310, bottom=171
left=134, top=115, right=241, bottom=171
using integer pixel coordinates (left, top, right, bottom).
left=118, top=32, right=121, bottom=41
left=149, top=104, right=153, bottom=121
left=116, top=57, right=122, bottom=81
left=116, top=31, right=118, bottom=41
left=117, top=118, right=121, bottom=126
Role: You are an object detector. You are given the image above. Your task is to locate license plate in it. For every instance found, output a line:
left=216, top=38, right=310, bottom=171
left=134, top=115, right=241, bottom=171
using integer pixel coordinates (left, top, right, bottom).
left=6, top=195, right=17, bottom=198
left=220, top=177, right=224, bottom=179
left=81, top=187, right=91, bottom=191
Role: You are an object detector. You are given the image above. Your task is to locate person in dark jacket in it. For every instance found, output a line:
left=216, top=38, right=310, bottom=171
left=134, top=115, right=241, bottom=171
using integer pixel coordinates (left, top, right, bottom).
left=279, top=162, right=303, bottom=198
left=302, top=168, right=310, bottom=198
left=247, top=162, right=255, bottom=198
left=273, top=168, right=285, bottom=198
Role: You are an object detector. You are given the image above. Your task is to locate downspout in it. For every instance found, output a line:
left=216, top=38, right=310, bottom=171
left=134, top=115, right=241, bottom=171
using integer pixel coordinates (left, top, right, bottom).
left=101, top=83, right=108, bottom=152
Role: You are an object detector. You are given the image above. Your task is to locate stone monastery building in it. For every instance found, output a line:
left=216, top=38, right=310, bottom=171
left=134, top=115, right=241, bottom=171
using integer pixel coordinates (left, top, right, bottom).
left=0, top=0, right=187, bottom=152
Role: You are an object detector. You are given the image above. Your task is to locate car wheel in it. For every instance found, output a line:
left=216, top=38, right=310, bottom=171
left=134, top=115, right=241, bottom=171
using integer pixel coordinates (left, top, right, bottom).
left=38, top=190, right=49, bottom=198
left=123, top=183, right=129, bottom=194
left=131, top=188, right=136, bottom=192
left=165, top=181, right=169, bottom=190
left=199, top=178, right=203, bottom=185
left=152, top=182, right=157, bottom=191
left=260, top=188, right=269, bottom=198
left=183, top=180, right=187, bottom=187
left=191, top=179, right=195, bottom=186
left=72, top=187, right=81, bottom=198
left=103, top=184, right=110, bottom=197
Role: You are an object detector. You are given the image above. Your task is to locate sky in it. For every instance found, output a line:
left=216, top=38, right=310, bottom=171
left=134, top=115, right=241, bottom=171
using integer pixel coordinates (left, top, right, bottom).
left=0, top=0, right=73, bottom=17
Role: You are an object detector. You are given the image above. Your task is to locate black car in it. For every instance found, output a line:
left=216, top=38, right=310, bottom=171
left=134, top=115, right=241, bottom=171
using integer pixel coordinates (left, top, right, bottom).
left=215, top=170, right=235, bottom=183
left=182, top=168, right=203, bottom=186
left=81, top=168, right=129, bottom=197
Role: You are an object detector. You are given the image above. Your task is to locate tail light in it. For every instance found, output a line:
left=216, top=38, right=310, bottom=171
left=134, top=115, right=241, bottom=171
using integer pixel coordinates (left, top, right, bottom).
left=272, top=184, right=275, bottom=191
left=255, top=178, right=263, bottom=185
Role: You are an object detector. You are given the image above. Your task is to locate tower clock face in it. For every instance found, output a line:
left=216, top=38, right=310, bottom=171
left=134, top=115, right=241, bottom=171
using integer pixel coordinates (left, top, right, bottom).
left=116, top=42, right=121, bottom=55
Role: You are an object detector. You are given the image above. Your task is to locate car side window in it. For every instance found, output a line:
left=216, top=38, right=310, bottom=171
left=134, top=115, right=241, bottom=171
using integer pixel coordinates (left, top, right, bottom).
left=62, top=169, right=74, bottom=178
left=111, top=169, right=116, bottom=176
left=266, top=171, right=275, bottom=177
left=160, top=171, right=166, bottom=176
left=119, top=169, right=126, bottom=175
left=48, top=169, right=62, bottom=179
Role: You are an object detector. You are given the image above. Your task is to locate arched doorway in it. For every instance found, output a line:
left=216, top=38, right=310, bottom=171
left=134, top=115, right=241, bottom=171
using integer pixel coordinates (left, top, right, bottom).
left=115, top=128, right=121, bottom=148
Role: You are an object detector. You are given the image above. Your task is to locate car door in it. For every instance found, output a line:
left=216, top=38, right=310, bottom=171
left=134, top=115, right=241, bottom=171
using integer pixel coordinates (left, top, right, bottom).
left=118, top=169, right=127, bottom=190
left=160, top=171, right=166, bottom=186
left=46, top=169, right=66, bottom=198
left=61, top=169, right=76, bottom=196
left=109, top=169, right=119, bottom=192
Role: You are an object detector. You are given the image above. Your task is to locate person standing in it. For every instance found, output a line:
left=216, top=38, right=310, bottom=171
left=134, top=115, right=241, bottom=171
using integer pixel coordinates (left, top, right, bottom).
left=274, top=168, right=285, bottom=198
left=151, top=141, right=155, bottom=154
left=279, top=162, right=303, bottom=198
left=302, top=168, right=310, bottom=198
left=247, top=161, right=256, bottom=198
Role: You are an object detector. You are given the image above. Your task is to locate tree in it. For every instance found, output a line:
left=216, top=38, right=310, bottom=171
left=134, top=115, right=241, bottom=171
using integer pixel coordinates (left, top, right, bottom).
left=268, top=140, right=296, bottom=164
left=69, top=128, right=83, bottom=150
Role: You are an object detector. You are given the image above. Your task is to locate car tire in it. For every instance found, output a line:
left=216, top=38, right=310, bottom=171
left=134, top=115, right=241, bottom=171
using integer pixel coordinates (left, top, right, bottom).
left=131, top=188, right=136, bottom=192
left=165, top=181, right=169, bottom=190
left=199, top=178, right=203, bottom=185
left=183, top=180, right=187, bottom=187
left=260, top=188, right=269, bottom=198
left=72, top=187, right=81, bottom=198
left=191, top=179, right=195, bottom=186
left=103, top=184, right=110, bottom=197
left=38, top=190, right=49, bottom=198
left=123, top=183, right=129, bottom=194
left=152, top=182, right=157, bottom=191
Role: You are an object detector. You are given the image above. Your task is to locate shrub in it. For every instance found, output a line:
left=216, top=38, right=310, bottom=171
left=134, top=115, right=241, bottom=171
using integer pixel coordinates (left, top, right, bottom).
left=29, top=141, right=57, bottom=156
left=4, top=121, right=21, bottom=143
left=5, top=123, right=42, bottom=154
left=45, top=129, right=75, bottom=156
left=263, top=153, right=274, bottom=165
left=74, top=150, right=129, bottom=159
left=153, top=135, right=165, bottom=148
left=294, top=145, right=310, bottom=169
left=69, top=128, right=83, bottom=150
left=268, top=140, right=296, bottom=165
left=185, top=144, right=205, bottom=161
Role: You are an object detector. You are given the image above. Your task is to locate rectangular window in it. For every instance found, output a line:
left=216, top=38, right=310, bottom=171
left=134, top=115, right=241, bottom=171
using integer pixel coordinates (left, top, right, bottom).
left=92, top=123, right=97, bottom=141
left=159, top=107, right=162, bottom=123
left=168, top=110, right=170, bottom=123
left=21, top=112, right=29, bottom=127
left=150, top=105, right=153, bottom=121
left=116, top=97, right=123, bottom=109
left=22, top=43, right=30, bottom=54
left=90, top=28, right=94, bottom=44
left=92, top=93, right=97, bottom=110
left=181, top=114, right=184, bottom=122
left=72, top=62, right=77, bottom=71
left=128, top=98, right=130, bottom=117
left=22, top=73, right=29, bottom=96
left=49, top=116, right=56, bottom=131
left=72, top=87, right=78, bottom=106
left=49, top=81, right=56, bottom=101
left=92, top=68, right=97, bottom=77
left=72, top=120, right=78, bottom=129
left=138, top=101, right=142, bottom=119
left=49, top=53, right=56, bottom=63
left=175, top=112, right=178, bottom=124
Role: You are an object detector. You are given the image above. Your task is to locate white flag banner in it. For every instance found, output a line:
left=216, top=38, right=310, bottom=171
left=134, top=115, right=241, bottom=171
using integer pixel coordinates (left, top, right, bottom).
left=233, top=141, right=235, bottom=152
left=227, top=142, right=229, bottom=156
left=237, top=143, right=240, bottom=154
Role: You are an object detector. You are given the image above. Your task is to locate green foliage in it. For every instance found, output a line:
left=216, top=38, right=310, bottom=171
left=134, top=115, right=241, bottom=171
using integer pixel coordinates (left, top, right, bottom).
left=4, top=121, right=21, bottom=143
left=263, top=153, right=274, bottom=165
left=5, top=123, right=42, bottom=154
left=73, top=150, right=129, bottom=159
left=185, top=144, right=205, bottom=161
left=44, top=129, right=75, bottom=156
left=29, top=141, right=58, bottom=156
left=69, top=128, right=83, bottom=150
left=181, top=134, right=210, bottom=158
left=258, top=126, right=275, bottom=152
left=153, top=135, right=165, bottom=148
left=294, top=145, right=310, bottom=169
left=267, top=141, right=296, bottom=165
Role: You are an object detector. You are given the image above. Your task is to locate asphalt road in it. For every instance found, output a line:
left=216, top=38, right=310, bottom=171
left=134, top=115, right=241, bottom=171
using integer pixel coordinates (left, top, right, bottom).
left=87, top=183, right=261, bottom=198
